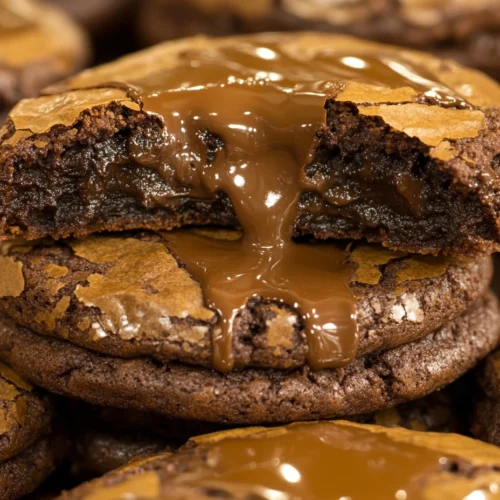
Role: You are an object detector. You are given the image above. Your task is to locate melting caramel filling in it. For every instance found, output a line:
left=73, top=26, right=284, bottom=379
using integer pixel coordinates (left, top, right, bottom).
left=124, top=35, right=470, bottom=371
left=174, top=422, right=480, bottom=499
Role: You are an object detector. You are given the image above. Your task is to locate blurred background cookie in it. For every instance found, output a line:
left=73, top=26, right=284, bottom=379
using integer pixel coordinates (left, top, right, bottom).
left=0, top=0, right=89, bottom=122
left=138, top=0, right=500, bottom=79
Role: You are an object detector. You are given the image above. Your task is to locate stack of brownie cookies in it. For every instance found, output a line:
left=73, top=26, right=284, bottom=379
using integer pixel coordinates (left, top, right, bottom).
left=1, top=30, right=500, bottom=496
left=138, top=0, right=500, bottom=80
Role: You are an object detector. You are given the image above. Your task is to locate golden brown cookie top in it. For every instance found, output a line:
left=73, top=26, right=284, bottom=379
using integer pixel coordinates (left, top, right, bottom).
left=0, top=232, right=460, bottom=357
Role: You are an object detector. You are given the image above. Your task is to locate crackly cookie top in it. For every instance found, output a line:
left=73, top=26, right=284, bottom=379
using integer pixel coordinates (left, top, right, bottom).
left=0, top=231, right=465, bottom=372
left=59, top=420, right=500, bottom=500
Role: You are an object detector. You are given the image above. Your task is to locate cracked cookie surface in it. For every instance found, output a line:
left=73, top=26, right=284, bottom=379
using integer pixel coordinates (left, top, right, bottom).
left=0, top=232, right=491, bottom=370
left=0, top=294, right=496, bottom=424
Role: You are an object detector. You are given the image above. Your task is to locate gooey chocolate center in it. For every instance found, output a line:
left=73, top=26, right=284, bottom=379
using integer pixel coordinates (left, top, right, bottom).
left=127, top=35, right=468, bottom=371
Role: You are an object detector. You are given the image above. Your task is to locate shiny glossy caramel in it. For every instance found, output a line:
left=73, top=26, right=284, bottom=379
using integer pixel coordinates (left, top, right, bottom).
left=175, top=422, right=471, bottom=499
left=124, top=35, right=470, bottom=371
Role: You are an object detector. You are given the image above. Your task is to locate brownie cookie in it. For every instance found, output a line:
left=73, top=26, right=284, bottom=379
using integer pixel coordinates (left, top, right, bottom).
left=57, top=421, right=500, bottom=500
left=0, top=293, right=496, bottom=424
left=0, top=0, right=90, bottom=119
left=0, top=362, right=53, bottom=463
left=1, top=34, right=500, bottom=257
left=139, top=0, right=500, bottom=79
left=0, top=362, right=66, bottom=499
left=89, top=387, right=466, bottom=438
left=0, top=232, right=491, bottom=370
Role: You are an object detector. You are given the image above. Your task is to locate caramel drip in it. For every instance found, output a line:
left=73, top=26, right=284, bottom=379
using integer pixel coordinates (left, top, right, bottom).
left=126, top=36, right=470, bottom=371
left=176, top=422, right=464, bottom=499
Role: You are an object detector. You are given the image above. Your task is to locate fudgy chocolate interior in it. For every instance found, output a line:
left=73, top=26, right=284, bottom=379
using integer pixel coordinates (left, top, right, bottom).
left=0, top=110, right=237, bottom=240
left=297, top=102, right=500, bottom=254
left=3, top=99, right=498, bottom=256
left=0, top=104, right=493, bottom=249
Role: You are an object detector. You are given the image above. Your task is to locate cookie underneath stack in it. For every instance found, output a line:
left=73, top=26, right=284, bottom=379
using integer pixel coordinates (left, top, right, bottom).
left=0, top=234, right=497, bottom=423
